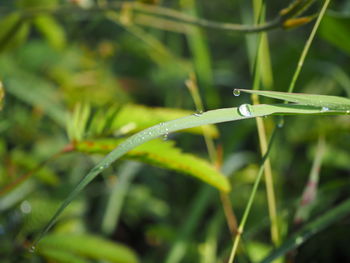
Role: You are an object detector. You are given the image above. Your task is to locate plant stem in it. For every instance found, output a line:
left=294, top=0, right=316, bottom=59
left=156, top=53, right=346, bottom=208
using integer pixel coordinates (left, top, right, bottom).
left=9, top=2, right=282, bottom=33
left=186, top=73, right=238, bottom=234
left=228, top=128, right=278, bottom=263
left=251, top=0, right=280, bottom=245
left=288, top=0, right=331, bottom=93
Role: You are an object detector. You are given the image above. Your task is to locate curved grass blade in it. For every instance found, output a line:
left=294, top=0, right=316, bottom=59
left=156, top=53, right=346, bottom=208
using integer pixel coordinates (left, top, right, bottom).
left=261, top=197, right=350, bottom=263
left=236, top=89, right=350, bottom=111
left=33, top=103, right=330, bottom=247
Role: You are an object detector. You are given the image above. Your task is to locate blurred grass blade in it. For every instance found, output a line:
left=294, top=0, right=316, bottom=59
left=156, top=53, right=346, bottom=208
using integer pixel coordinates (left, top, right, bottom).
left=166, top=186, right=214, bottom=263
left=180, top=0, right=219, bottom=108
left=0, top=12, right=29, bottom=52
left=294, top=138, right=325, bottom=224
left=0, top=80, right=4, bottom=110
left=261, top=197, right=350, bottom=263
left=319, top=12, right=350, bottom=56
left=38, top=233, right=139, bottom=263
left=5, top=77, right=67, bottom=127
left=33, top=15, right=66, bottom=49
left=39, top=248, right=88, bottom=263
left=199, top=211, right=224, bottom=263
left=67, top=103, right=91, bottom=142
left=102, top=161, right=142, bottom=235
left=237, top=89, right=350, bottom=111
left=35, top=102, right=332, bottom=246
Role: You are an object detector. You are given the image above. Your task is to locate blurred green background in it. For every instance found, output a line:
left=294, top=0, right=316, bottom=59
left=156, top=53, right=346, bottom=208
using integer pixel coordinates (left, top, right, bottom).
left=1, top=0, right=350, bottom=262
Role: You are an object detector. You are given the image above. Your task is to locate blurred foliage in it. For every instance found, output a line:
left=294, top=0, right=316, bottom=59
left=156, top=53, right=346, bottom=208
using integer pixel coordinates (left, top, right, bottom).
left=0, top=0, right=350, bottom=262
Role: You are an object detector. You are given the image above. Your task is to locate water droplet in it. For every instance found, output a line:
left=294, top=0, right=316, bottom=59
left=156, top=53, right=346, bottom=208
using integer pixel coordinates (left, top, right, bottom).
left=277, top=121, right=284, bottom=128
left=238, top=104, right=252, bottom=117
left=29, top=246, right=36, bottom=253
left=346, top=110, right=350, bottom=114
left=295, top=237, right=304, bottom=245
left=163, top=127, right=169, bottom=140
left=193, top=110, right=203, bottom=117
left=20, top=200, right=32, bottom=214
left=320, top=106, right=329, bottom=112
left=98, top=163, right=110, bottom=171
left=233, top=89, right=241, bottom=96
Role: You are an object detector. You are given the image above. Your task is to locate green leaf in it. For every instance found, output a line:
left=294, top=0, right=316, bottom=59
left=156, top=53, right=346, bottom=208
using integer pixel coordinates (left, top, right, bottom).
left=75, top=138, right=229, bottom=192
left=319, top=12, right=350, bottom=56
left=33, top=15, right=66, bottom=49
left=4, top=73, right=68, bottom=127
left=35, top=103, right=333, bottom=245
left=0, top=12, right=30, bottom=52
left=39, top=248, right=89, bottom=263
left=294, top=138, right=325, bottom=224
left=261, top=198, right=350, bottom=263
left=67, top=103, right=91, bottom=141
left=38, top=233, right=139, bottom=263
left=236, top=89, right=350, bottom=111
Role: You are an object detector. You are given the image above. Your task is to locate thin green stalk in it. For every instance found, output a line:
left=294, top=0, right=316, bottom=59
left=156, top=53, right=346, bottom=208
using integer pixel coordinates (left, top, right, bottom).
left=287, top=0, right=331, bottom=93
left=181, top=0, right=219, bottom=108
left=294, top=137, right=325, bottom=224
left=185, top=73, right=238, bottom=234
left=250, top=0, right=280, bottom=245
left=229, top=0, right=331, bottom=259
left=101, top=161, right=141, bottom=235
left=185, top=74, right=217, bottom=163
left=165, top=186, right=214, bottom=263
left=228, top=128, right=278, bottom=263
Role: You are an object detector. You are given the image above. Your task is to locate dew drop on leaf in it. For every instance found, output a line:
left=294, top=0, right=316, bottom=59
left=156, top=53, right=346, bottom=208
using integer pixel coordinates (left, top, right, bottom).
left=238, top=104, right=252, bottom=117
left=321, top=106, right=329, bottom=112
left=193, top=110, right=203, bottom=117
left=295, top=237, right=304, bottom=245
left=233, top=89, right=241, bottom=96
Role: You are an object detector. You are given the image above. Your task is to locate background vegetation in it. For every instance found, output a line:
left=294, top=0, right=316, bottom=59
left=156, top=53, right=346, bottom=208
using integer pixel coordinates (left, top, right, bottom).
left=1, top=0, right=350, bottom=262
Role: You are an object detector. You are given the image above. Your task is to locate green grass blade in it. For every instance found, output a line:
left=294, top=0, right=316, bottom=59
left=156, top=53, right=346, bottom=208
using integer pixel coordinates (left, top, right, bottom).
left=33, top=102, right=332, bottom=247
left=166, top=186, right=214, bottom=263
left=236, top=89, right=350, bottom=111
left=38, top=233, right=139, bottom=263
left=294, top=138, right=325, bottom=224
left=39, top=248, right=89, bottom=263
left=180, top=0, right=219, bottom=108
left=261, top=198, right=350, bottom=263
left=101, top=161, right=141, bottom=235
